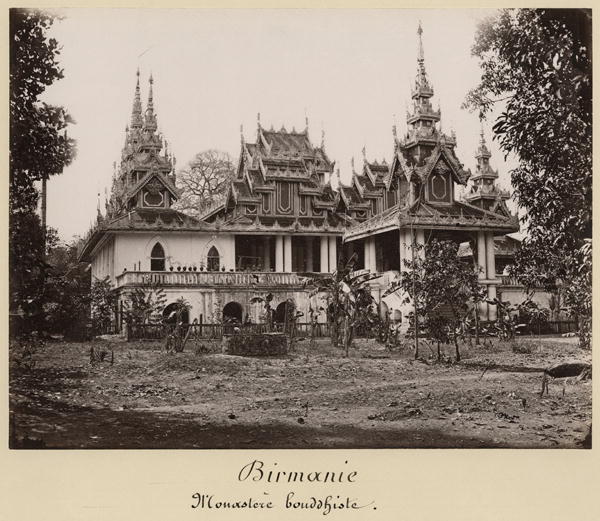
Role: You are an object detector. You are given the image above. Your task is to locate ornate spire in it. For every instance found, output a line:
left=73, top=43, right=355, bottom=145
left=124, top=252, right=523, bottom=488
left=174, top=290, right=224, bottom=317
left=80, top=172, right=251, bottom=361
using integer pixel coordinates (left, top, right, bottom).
left=417, top=21, right=424, bottom=66
left=131, top=68, right=143, bottom=128
left=403, top=22, right=441, bottom=140
left=476, top=120, right=492, bottom=160
left=144, top=73, right=157, bottom=131
left=96, top=192, right=103, bottom=222
left=413, top=21, right=432, bottom=98
left=471, top=121, right=498, bottom=182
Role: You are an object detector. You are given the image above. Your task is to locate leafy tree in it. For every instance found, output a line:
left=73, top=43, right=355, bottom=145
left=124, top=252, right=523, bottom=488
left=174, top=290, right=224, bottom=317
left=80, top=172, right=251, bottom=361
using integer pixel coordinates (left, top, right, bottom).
left=313, top=254, right=380, bottom=357
left=387, top=239, right=485, bottom=362
left=123, top=284, right=167, bottom=327
left=9, top=9, right=76, bottom=333
left=464, top=9, right=592, bottom=348
left=10, top=8, right=76, bottom=211
left=173, top=149, right=235, bottom=218
left=9, top=213, right=52, bottom=334
left=43, top=237, right=91, bottom=339
left=90, top=277, right=116, bottom=334
left=165, top=298, right=192, bottom=353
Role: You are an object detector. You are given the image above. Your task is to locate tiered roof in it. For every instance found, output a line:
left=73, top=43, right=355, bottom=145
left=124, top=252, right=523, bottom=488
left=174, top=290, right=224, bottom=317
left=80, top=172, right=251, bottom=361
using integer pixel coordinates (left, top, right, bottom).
left=464, top=124, right=512, bottom=215
left=343, top=23, right=518, bottom=241
left=204, top=118, right=346, bottom=234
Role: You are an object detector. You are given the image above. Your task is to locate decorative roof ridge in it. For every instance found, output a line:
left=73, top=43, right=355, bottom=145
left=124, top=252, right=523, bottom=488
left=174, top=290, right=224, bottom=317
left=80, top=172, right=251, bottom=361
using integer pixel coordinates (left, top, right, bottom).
left=456, top=200, right=515, bottom=222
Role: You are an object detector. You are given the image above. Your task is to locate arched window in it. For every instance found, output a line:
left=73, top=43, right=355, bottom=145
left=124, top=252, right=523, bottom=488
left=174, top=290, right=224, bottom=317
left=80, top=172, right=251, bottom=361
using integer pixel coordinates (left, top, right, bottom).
left=207, top=246, right=220, bottom=271
left=150, top=243, right=165, bottom=271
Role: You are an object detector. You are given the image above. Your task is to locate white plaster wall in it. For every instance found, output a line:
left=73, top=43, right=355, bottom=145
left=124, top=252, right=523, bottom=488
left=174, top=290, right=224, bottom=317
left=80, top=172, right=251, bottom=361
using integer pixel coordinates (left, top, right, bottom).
left=91, top=237, right=115, bottom=284
left=138, top=287, right=318, bottom=325
left=113, top=232, right=235, bottom=274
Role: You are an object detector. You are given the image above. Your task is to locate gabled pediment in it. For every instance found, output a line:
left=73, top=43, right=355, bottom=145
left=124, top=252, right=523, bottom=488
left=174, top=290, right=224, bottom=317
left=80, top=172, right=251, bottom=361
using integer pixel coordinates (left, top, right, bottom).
left=129, top=172, right=179, bottom=202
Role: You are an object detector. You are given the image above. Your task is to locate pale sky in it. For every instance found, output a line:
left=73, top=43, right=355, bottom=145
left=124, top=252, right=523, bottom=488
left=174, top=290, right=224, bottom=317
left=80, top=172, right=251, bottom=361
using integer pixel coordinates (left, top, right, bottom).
left=41, top=8, right=516, bottom=242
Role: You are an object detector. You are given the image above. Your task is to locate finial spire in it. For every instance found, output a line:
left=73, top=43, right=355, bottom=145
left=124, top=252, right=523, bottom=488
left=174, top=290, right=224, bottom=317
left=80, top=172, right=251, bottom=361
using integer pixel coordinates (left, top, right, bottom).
left=97, top=192, right=102, bottom=220
left=130, top=68, right=143, bottom=128
left=240, top=123, right=245, bottom=144
left=361, top=145, right=366, bottom=160
left=417, top=21, right=424, bottom=64
left=321, top=124, right=325, bottom=149
left=144, top=73, right=157, bottom=130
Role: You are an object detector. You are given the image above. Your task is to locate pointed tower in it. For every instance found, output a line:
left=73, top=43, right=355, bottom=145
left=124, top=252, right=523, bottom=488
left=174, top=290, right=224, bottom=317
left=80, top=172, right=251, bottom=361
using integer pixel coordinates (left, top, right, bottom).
left=144, top=74, right=158, bottom=132
left=465, top=123, right=510, bottom=213
left=130, top=68, right=143, bottom=129
left=403, top=22, right=444, bottom=156
left=105, top=71, right=178, bottom=219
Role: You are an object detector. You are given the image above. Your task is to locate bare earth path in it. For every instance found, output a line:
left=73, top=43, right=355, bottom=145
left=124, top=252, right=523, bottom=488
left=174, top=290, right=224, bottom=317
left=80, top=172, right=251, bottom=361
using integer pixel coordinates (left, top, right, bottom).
left=9, top=336, right=591, bottom=449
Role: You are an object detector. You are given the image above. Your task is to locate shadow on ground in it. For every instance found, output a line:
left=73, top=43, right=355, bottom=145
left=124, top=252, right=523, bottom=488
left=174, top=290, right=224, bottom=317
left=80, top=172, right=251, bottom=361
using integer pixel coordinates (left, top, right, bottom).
left=11, top=396, right=509, bottom=449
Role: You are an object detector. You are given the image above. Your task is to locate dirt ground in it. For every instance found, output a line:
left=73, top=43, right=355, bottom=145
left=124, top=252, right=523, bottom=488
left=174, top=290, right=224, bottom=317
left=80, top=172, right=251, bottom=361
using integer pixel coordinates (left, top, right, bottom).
left=9, top=334, right=592, bottom=449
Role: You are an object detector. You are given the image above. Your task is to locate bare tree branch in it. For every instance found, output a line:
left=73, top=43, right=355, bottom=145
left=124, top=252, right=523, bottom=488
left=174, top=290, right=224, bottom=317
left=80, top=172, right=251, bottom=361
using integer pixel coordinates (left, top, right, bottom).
left=173, top=149, right=236, bottom=218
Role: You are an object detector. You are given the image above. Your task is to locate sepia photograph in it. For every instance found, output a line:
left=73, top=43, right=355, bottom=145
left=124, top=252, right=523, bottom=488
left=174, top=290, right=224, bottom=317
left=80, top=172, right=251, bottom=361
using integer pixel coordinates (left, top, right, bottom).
left=8, top=7, right=592, bottom=450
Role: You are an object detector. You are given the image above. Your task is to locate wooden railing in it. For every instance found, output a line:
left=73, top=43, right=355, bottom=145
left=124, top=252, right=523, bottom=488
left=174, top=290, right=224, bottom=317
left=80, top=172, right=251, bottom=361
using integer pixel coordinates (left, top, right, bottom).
left=128, top=321, right=333, bottom=341
left=116, top=271, right=307, bottom=288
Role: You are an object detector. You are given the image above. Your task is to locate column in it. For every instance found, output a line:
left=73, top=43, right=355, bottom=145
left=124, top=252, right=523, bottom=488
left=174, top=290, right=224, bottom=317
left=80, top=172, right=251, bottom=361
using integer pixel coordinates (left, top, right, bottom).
left=328, top=236, right=337, bottom=273
left=364, top=239, right=371, bottom=271
left=477, top=230, right=487, bottom=279
left=305, top=237, right=314, bottom=272
left=486, top=231, right=497, bottom=321
left=369, top=237, right=377, bottom=272
left=485, top=232, right=496, bottom=280
left=275, top=235, right=284, bottom=272
left=284, top=235, right=292, bottom=272
left=263, top=237, right=271, bottom=271
left=320, top=236, right=329, bottom=273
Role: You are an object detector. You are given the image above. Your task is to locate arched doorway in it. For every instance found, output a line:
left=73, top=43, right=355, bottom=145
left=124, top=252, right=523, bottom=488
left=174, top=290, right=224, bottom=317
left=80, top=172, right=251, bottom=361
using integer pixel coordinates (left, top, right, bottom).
left=273, top=302, right=287, bottom=324
left=163, top=302, right=189, bottom=324
left=222, top=301, right=243, bottom=324
left=274, top=299, right=296, bottom=323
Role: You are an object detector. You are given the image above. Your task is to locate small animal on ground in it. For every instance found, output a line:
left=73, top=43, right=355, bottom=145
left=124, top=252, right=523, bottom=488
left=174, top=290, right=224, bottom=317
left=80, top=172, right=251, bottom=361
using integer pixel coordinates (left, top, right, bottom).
left=540, top=362, right=591, bottom=396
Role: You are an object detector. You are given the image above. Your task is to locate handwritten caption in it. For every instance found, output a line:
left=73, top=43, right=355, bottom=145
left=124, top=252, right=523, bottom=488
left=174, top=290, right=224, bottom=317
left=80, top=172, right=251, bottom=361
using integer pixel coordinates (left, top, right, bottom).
left=191, top=459, right=376, bottom=516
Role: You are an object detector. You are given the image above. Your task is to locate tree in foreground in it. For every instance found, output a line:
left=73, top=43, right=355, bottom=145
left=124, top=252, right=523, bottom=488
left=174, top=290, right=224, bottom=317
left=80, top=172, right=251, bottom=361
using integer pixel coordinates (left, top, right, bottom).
left=173, top=149, right=235, bottom=218
left=9, top=8, right=76, bottom=334
left=387, top=239, right=485, bottom=362
left=312, top=254, right=380, bottom=357
left=43, top=237, right=92, bottom=339
left=464, top=9, right=592, bottom=348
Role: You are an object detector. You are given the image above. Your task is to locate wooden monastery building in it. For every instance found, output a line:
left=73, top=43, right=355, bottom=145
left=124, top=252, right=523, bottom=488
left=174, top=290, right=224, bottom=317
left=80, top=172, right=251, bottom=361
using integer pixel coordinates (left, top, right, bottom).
left=78, top=24, right=521, bottom=330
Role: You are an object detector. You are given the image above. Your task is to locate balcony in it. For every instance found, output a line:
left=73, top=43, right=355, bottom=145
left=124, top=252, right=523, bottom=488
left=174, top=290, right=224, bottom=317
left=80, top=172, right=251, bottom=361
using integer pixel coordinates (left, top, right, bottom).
left=115, top=270, right=314, bottom=288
